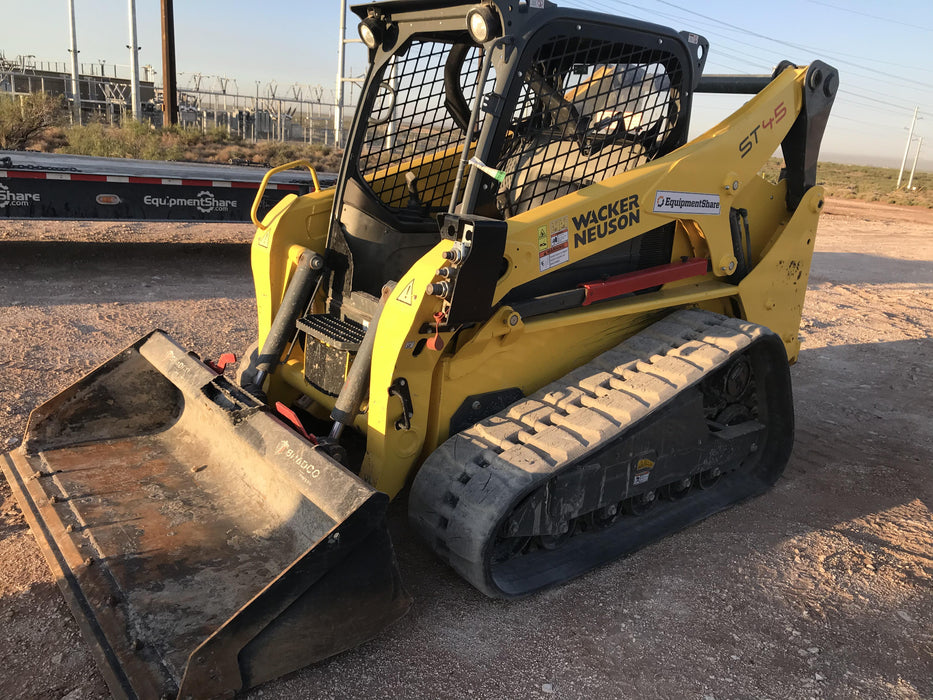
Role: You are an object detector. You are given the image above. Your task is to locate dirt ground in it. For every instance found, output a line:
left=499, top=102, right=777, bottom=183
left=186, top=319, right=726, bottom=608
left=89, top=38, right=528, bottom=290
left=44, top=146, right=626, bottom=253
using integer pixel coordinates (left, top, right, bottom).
left=0, top=199, right=930, bottom=700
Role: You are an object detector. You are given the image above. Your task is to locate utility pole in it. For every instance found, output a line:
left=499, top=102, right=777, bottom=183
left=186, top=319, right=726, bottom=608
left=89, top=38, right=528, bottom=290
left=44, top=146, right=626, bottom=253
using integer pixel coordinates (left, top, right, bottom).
left=218, top=76, right=230, bottom=134
left=335, top=1, right=347, bottom=147
left=897, top=106, right=919, bottom=189
left=254, top=80, right=260, bottom=142
left=907, top=136, right=923, bottom=191
left=127, top=0, right=141, bottom=120
left=67, top=0, right=81, bottom=123
left=160, top=0, right=178, bottom=125
left=335, top=1, right=364, bottom=148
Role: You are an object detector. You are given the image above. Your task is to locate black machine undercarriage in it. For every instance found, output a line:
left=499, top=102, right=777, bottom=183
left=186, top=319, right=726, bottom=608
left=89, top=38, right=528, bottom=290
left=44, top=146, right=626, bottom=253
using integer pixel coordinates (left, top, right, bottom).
left=410, top=310, right=794, bottom=597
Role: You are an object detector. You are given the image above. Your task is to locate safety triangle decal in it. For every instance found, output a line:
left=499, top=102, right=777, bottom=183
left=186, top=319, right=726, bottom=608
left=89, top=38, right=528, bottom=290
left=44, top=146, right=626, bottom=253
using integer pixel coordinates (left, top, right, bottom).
left=397, top=279, right=415, bottom=305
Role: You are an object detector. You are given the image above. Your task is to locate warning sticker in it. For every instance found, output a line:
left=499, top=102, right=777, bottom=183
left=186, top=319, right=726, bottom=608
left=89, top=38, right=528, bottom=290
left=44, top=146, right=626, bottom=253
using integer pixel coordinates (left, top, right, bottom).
left=633, top=458, right=655, bottom=486
left=397, top=279, right=415, bottom=305
left=653, top=189, right=721, bottom=216
left=539, top=216, right=570, bottom=272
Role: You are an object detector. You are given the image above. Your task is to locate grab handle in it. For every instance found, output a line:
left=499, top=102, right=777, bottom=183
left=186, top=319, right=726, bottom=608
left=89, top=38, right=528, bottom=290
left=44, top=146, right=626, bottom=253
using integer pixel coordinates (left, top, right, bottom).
left=251, top=159, right=321, bottom=230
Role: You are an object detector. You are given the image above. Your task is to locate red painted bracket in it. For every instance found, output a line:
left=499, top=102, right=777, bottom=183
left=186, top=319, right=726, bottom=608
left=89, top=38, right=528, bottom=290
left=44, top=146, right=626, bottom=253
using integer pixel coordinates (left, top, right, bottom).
left=207, top=352, right=237, bottom=372
left=274, top=402, right=318, bottom=444
left=580, top=257, right=709, bottom=306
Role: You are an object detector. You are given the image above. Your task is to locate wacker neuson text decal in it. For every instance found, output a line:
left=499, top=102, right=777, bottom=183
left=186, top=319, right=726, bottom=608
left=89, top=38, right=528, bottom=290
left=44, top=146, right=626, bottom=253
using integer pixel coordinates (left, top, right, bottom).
left=572, top=195, right=640, bottom=248
left=653, top=190, right=720, bottom=215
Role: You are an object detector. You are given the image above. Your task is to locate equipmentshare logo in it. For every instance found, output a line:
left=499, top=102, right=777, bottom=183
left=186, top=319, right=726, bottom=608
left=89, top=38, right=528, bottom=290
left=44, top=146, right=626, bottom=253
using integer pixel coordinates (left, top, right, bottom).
left=0, top=182, right=40, bottom=208
left=143, top=190, right=238, bottom=213
left=653, top=189, right=720, bottom=216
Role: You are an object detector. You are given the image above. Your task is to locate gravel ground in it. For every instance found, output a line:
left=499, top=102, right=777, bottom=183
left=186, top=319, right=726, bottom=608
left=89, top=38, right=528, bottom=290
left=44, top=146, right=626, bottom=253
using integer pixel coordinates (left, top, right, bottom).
left=0, top=198, right=930, bottom=700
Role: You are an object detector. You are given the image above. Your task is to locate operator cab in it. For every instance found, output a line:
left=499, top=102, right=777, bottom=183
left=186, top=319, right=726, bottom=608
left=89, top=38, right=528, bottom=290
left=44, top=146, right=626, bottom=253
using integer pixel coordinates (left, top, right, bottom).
left=326, top=0, right=706, bottom=316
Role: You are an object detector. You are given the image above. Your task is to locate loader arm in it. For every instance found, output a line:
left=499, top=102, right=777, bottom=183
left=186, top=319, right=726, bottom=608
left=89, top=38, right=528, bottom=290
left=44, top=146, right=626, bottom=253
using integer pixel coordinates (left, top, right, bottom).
left=489, top=60, right=836, bottom=355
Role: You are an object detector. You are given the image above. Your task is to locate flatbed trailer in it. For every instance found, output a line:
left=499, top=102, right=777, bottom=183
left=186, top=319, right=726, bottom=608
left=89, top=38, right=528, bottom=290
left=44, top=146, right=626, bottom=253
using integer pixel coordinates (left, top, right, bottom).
left=0, top=151, right=335, bottom=222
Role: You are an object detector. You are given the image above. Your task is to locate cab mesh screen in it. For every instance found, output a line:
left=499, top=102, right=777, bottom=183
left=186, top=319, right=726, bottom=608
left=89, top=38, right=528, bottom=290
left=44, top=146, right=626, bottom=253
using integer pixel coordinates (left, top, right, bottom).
left=495, top=36, right=682, bottom=217
left=358, top=40, right=490, bottom=212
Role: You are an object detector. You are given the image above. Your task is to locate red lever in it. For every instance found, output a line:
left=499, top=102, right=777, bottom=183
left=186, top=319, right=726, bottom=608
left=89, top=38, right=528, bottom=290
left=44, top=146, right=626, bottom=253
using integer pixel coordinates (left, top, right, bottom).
left=274, top=402, right=318, bottom=444
left=427, top=311, right=446, bottom=351
left=207, top=352, right=237, bottom=372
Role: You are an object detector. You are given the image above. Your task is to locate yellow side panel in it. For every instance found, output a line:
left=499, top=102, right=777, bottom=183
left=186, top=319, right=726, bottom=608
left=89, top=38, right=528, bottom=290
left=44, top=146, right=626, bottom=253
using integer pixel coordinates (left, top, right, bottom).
left=360, top=240, right=456, bottom=498
left=251, top=188, right=334, bottom=344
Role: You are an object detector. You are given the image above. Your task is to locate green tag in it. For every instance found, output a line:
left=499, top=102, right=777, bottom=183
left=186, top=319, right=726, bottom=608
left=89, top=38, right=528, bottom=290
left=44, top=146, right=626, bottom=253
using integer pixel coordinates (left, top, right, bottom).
left=469, top=156, right=506, bottom=184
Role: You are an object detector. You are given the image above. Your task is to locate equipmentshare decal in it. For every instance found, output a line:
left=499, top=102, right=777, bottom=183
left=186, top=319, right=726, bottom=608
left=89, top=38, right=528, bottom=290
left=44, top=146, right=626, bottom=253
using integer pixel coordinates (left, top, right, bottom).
left=653, top=190, right=720, bottom=215
left=143, top=190, right=238, bottom=214
left=0, top=182, right=40, bottom=208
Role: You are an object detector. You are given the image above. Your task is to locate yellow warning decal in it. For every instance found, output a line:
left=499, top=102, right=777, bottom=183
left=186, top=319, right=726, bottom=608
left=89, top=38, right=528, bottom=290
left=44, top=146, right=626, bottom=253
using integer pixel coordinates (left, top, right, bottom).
left=636, top=458, right=655, bottom=471
left=397, top=279, right=415, bottom=305
left=539, top=216, right=570, bottom=272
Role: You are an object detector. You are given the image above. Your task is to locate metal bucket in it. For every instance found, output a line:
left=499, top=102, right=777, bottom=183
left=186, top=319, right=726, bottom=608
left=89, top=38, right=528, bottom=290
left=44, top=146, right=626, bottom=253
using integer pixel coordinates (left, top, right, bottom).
left=1, top=331, right=410, bottom=699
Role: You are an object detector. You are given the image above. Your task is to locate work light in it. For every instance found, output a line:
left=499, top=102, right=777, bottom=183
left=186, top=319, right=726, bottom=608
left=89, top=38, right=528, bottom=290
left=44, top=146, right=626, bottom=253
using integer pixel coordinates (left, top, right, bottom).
left=358, top=16, right=384, bottom=49
left=466, top=6, right=500, bottom=43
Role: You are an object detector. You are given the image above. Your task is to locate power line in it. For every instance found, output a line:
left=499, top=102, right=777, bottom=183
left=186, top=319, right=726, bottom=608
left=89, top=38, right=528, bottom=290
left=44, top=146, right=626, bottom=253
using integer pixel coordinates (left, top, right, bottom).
left=650, top=0, right=933, bottom=92
left=830, top=113, right=892, bottom=129
left=807, top=0, right=933, bottom=33
left=838, top=88, right=919, bottom=113
left=573, top=0, right=933, bottom=85
left=575, top=0, right=933, bottom=116
left=566, top=0, right=930, bottom=140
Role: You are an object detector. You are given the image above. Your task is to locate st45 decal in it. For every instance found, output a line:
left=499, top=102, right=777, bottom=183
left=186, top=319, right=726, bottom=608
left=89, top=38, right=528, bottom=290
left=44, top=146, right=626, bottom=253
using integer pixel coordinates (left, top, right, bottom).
left=740, top=101, right=788, bottom=158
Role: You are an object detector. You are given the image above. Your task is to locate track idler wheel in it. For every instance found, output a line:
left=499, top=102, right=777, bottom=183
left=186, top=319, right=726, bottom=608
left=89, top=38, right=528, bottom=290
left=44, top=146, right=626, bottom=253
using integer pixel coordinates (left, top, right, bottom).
left=698, top=467, right=723, bottom=489
left=538, top=520, right=575, bottom=550
left=625, top=489, right=657, bottom=515
left=662, top=476, right=693, bottom=500
left=587, top=503, right=622, bottom=529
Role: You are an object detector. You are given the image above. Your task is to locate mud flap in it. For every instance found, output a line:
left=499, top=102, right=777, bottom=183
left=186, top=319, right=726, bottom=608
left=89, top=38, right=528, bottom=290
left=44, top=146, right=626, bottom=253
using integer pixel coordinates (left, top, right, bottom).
left=0, top=331, right=411, bottom=700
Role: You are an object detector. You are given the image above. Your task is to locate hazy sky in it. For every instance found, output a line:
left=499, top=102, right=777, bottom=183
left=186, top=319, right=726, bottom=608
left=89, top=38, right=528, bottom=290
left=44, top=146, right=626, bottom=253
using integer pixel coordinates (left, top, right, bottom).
left=2, top=0, right=931, bottom=170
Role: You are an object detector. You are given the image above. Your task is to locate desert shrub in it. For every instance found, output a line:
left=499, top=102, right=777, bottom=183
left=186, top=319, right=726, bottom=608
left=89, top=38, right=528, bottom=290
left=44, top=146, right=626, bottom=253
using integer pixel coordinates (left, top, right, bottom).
left=0, top=91, right=67, bottom=149
left=215, top=144, right=250, bottom=163
left=61, top=121, right=124, bottom=157
left=30, top=125, right=69, bottom=151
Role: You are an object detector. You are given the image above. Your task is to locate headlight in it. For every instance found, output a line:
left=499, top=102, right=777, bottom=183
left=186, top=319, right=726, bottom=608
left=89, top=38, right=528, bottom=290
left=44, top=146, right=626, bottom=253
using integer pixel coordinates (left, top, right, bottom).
left=466, top=6, right=501, bottom=44
left=358, top=17, right=384, bottom=50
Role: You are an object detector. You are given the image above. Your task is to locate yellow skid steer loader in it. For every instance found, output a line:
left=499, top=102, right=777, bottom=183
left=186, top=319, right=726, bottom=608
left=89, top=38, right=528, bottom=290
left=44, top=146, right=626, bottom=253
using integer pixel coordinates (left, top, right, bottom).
left=1, top=1, right=837, bottom=697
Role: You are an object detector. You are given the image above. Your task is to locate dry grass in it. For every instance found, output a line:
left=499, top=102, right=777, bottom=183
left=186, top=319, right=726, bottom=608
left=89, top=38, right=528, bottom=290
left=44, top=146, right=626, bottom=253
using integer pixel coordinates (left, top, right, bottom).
left=759, top=159, right=932, bottom=208
left=33, top=120, right=344, bottom=171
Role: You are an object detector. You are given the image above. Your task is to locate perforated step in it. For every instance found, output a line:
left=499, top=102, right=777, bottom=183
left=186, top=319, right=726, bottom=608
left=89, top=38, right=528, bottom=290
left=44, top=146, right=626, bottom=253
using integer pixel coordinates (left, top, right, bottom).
left=297, top=314, right=367, bottom=351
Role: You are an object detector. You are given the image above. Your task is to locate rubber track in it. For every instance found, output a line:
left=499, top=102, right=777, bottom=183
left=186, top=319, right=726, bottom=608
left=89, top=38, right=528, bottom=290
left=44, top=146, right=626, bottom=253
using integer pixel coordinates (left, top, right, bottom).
left=409, top=309, right=773, bottom=598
